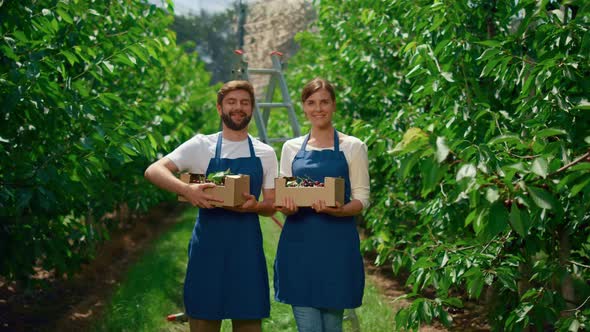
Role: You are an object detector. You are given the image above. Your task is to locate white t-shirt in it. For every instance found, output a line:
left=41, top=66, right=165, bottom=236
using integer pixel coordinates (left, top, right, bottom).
left=166, top=133, right=278, bottom=189
left=280, top=133, right=370, bottom=208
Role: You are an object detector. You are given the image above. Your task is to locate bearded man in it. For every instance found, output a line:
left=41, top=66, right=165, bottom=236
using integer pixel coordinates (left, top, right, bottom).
left=144, top=80, right=277, bottom=332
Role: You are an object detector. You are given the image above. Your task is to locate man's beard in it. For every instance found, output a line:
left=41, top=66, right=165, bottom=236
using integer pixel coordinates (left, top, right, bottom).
left=221, top=110, right=251, bottom=131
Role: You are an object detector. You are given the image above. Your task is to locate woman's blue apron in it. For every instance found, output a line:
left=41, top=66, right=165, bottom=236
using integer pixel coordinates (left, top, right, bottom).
left=184, top=133, right=270, bottom=319
left=274, top=129, right=364, bottom=309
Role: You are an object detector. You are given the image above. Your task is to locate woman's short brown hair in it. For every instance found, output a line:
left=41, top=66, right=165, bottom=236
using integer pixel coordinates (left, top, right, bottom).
left=217, top=80, right=255, bottom=106
left=301, top=77, right=336, bottom=103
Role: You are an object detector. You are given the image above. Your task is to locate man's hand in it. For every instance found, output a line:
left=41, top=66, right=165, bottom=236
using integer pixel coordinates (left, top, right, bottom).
left=224, top=192, right=259, bottom=213
left=275, top=196, right=298, bottom=216
left=183, top=183, right=224, bottom=209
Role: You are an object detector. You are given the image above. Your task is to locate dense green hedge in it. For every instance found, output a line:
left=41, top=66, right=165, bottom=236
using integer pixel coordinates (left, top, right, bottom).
left=0, top=0, right=217, bottom=284
left=287, top=0, right=589, bottom=330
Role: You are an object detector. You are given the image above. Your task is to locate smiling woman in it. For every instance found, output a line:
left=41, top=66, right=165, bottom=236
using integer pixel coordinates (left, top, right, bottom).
left=302, top=86, right=335, bottom=132
left=274, top=77, right=371, bottom=332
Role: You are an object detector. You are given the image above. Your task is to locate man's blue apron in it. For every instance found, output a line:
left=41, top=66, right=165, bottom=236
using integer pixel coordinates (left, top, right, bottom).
left=274, top=129, right=364, bottom=309
left=184, top=133, right=270, bottom=319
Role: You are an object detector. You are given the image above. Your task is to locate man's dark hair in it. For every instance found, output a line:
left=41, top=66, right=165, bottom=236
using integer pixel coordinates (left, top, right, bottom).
left=217, top=80, right=255, bottom=106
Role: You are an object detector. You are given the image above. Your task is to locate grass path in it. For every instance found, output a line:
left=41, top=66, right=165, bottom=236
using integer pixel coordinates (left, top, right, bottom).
left=92, top=208, right=395, bottom=331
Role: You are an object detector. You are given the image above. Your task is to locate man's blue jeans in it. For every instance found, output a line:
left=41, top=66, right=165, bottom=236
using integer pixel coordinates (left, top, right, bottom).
left=292, top=306, right=344, bottom=332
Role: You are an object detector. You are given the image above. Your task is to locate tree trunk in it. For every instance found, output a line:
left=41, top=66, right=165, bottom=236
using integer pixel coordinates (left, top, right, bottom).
left=558, top=225, right=576, bottom=309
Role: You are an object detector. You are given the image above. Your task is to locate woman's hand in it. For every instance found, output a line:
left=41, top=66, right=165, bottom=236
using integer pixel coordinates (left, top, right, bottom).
left=275, top=196, right=298, bottom=216
left=311, top=200, right=344, bottom=216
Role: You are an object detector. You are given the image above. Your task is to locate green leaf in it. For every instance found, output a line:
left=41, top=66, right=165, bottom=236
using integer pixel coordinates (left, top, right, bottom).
left=392, top=127, right=429, bottom=155
left=509, top=204, right=528, bottom=237
left=569, top=175, right=590, bottom=197
left=412, top=258, right=437, bottom=270
left=406, top=64, right=425, bottom=79
left=485, top=187, right=499, bottom=203
left=398, top=152, right=422, bottom=179
left=435, top=136, right=449, bottom=163
left=420, top=157, right=441, bottom=197
left=440, top=71, right=454, bottom=82
left=121, top=144, right=138, bottom=156
left=114, top=53, right=135, bottom=66
left=476, top=48, right=501, bottom=62
left=440, top=252, right=449, bottom=268
left=56, top=8, right=73, bottom=24
left=207, top=168, right=231, bottom=184
left=129, top=44, right=149, bottom=63
left=420, top=300, right=433, bottom=323
left=102, top=61, right=114, bottom=73
left=568, top=319, right=581, bottom=332
left=465, top=209, right=477, bottom=226
left=575, top=100, right=590, bottom=110
left=527, top=186, right=556, bottom=209
left=557, top=172, right=586, bottom=191
left=488, top=201, right=509, bottom=238
left=488, top=134, right=521, bottom=146
left=61, top=50, right=78, bottom=65
left=535, top=128, right=566, bottom=139
left=465, top=268, right=484, bottom=298
left=456, top=164, right=476, bottom=181
left=147, top=133, right=158, bottom=150
left=475, top=40, right=502, bottom=47
left=13, top=30, right=28, bottom=42
left=531, top=157, right=548, bottom=179
left=403, top=41, right=416, bottom=53
left=569, top=163, right=590, bottom=172
left=473, top=207, right=488, bottom=235
left=442, top=297, right=463, bottom=308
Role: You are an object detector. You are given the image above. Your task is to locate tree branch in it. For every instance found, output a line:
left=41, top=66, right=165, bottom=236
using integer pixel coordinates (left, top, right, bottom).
left=562, top=295, right=590, bottom=313
left=549, top=150, right=590, bottom=177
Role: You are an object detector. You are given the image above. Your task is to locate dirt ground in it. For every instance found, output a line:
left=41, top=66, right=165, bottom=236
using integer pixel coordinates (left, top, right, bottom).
left=1, top=205, right=490, bottom=332
left=0, top=202, right=185, bottom=332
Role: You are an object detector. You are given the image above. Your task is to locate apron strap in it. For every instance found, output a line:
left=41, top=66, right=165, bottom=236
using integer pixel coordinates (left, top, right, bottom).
left=214, top=132, right=223, bottom=159
left=333, top=128, right=340, bottom=152
left=247, top=136, right=256, bottom=157
left=300, top=133, right=311, bottom=152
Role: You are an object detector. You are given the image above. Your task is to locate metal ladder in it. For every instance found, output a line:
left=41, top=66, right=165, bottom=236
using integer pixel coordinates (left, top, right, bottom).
left=232, top=50, right=301, bottom=144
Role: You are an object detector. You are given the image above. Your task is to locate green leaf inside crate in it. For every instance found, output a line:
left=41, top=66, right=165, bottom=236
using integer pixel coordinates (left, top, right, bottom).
left=207, top=168, right=231, bottom=185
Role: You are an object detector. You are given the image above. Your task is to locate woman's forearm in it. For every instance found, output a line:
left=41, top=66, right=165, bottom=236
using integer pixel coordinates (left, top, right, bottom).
left=333, top=199, right=364, bottom=217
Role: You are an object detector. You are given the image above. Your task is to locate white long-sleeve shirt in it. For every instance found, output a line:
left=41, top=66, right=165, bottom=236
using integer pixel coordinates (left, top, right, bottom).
left=279, top=133, right=370, bottom=208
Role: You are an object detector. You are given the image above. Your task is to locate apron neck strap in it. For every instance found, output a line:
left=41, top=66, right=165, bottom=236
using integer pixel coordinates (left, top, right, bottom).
left=215, top=132, right=256, bottom=159
left=301, top=129, right=340, bottom=152
left=301, top=133, right=311, bottom=151
left=333, top=128, right=340, bottom=152
left=215, top=132, right=223, bottom=159
left=247, top=136, right=255, bottom=157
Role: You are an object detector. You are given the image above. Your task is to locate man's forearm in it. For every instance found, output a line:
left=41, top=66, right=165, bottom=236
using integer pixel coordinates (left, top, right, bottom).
left=144, top=163, right=188, bottom=197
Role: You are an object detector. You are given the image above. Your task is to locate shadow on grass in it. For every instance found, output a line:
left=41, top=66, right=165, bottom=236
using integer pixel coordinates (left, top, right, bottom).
left=92, top=209, right=196, bottom=332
